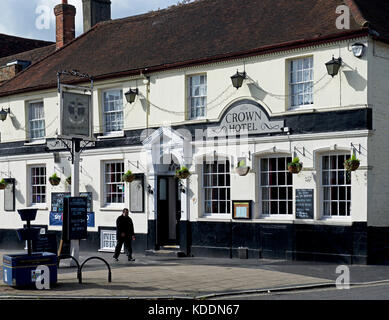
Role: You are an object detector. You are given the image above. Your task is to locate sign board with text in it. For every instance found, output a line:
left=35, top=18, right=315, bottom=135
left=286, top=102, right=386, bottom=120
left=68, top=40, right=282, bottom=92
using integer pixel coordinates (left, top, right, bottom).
left=296, top=189, right=314, bottom=219
left=62, top=197, right=88, bottom=241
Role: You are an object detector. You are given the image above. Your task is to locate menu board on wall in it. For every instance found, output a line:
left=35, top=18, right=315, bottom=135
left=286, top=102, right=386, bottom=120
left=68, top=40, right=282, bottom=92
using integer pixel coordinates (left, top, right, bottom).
left=130, top=174, right=144, bottom=213
left=51, top=192, right=92, bottom=213
left=296, top=189, right=314, bottom=219
left=4, top=178, right=15, bottom=212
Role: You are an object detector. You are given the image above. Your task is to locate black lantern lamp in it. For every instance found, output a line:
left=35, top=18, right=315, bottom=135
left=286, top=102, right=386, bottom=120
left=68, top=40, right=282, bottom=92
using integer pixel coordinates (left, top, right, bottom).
left=0, top=108, right=10, bottom=122
left=231, top=70, right=247, bottom=89
left=125, top=88, right=139, bottom=104
left=325, top=56, right=342, bottom=77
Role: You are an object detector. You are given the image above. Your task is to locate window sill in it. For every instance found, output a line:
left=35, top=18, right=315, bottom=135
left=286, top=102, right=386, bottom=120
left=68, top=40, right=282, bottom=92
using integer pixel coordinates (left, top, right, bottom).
left=24, top=139, right=46, bottom=146
left=28, top=205, right=48, bottom=211
left=98, top=131, right=125, bottom=139
left=100, top=205, right=125, bottom=211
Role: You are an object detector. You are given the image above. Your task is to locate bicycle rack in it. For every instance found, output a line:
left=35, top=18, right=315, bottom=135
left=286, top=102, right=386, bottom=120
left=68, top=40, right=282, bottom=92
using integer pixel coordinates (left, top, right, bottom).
left=57, top=254, right=82, bottom=283
left=79, top=256, right=112, bottom=284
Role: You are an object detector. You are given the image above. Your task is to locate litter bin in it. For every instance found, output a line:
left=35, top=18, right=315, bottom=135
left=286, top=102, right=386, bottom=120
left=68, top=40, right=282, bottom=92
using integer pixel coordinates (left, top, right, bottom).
left=3, top=252, right=57, bottom=287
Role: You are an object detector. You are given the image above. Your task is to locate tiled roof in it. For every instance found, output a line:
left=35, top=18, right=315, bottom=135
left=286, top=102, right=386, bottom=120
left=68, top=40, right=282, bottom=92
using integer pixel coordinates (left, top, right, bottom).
left=0, top=0, right=387, bottom=97
left=0, top=44, right=56, bottom=68
left=0, top=33, right=53, bottom=58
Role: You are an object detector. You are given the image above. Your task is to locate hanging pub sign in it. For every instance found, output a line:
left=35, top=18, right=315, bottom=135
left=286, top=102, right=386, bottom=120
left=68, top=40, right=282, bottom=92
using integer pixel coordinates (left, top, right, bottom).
left=62, top=197, right=88, bottom=241
left=207, top=99, right=284, bottom=137
left=59, top=90, right=92, bottom=140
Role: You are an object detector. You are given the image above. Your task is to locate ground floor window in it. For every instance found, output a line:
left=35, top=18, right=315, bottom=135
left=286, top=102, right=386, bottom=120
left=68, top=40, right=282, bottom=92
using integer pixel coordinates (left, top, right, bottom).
left=322, top=154, right=351, bottom=217
left=260, top=156, right=293, bottom=215
left=203, top=160, right=231, bottom=215
left=104, top=161, right=125, bottom=205
left=30, top=166, right=46, bottom=204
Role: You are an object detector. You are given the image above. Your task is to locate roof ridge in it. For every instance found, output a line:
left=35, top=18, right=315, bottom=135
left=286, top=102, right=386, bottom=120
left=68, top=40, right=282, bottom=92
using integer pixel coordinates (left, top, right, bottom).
left=343, top=0, right=369, bottom=27
left=95, top=0, right=211, bottom=27
left=0, top=33, right=54, bottom=44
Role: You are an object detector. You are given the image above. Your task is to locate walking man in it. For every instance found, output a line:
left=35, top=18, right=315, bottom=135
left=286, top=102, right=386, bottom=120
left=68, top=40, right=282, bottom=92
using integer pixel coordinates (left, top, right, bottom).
left=113, top=208, right=136, bottom=261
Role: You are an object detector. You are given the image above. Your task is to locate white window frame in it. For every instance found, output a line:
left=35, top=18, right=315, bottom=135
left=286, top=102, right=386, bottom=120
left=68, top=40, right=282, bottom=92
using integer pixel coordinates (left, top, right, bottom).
left=320, top=153, right=352, bottom=220
left=102, top=89, right=124, bottom=135
left=188, top=74, right=207, bottom=120
left=103, top=160, right=125, bottom=208
left=202, top=159, right=231, bottom=217
left=28, top=100, right=46, bottom=140
left=289, top=56, right=314, bottom=110
left=258, top=155, right=294, bottom=219
left=30, top=165, right=47, bottom=206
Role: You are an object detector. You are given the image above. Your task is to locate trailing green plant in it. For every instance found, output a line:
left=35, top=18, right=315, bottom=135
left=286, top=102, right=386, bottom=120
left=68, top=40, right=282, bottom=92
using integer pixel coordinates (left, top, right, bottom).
left=344, top=154, right=360, bottom=172
left=49, top=173, right=61, bottom=186
left=66, top=175, right=71, bottom=185
left=122, top=170, right=135, bottom=183
left=175, top=166, right=190, bottom=179
left=0, top=178, right=8, bottom=190
left=237, top=159, right=246, bottom=168
left=288, top=157, right=303, bottom=174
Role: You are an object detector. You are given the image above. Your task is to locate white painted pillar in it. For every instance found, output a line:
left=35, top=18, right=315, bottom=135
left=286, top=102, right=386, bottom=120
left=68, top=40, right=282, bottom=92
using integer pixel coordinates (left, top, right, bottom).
left=70, top=139, right=80, bottom=266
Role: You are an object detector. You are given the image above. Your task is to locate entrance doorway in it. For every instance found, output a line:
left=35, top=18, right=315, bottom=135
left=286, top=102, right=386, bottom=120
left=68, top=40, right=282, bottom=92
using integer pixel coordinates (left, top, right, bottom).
left=157, top=176, right=181, bottom=246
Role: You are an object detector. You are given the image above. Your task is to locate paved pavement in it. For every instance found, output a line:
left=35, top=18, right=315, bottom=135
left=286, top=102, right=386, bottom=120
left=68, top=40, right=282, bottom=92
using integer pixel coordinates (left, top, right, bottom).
left=1, top=250, right=389, bottom=299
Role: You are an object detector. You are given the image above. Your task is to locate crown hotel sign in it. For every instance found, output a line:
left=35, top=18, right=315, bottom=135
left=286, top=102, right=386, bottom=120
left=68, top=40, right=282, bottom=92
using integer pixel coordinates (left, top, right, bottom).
left=207, top=100, right=284, bottom=137
left=60, top=91, right=92, bottom=140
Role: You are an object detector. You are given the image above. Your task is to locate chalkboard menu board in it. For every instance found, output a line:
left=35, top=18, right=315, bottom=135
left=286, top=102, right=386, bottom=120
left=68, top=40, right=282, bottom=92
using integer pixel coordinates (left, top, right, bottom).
left=296, top=189, right=314, bottom=219
left=52, top=192, right=92, bottom=213
left=63, top=197, right=88, bottom=241
left=32, top=233, right=58, bottom=254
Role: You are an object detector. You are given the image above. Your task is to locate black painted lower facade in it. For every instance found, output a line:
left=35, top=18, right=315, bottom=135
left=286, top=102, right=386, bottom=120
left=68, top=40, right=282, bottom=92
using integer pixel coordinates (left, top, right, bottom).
left=2, top=220, right=389, bottom=264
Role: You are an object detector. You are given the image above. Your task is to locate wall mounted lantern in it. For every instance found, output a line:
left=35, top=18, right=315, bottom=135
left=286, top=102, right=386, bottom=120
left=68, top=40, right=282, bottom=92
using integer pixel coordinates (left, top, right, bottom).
left=231, top=70, right=246, bottom=89
left=125, top=88, right=139, bottom=104
left=0, top=108, right=10, bottom=122
left=325, top=56, right=342, bottom=77
left=351, top=43, right=365, bottom=58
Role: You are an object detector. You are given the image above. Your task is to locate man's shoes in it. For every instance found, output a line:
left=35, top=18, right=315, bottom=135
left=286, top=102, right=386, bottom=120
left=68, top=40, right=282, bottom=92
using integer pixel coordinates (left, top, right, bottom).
left=113, top=255, right=119, bottom=262
left=128, top=257, right=135, bottom=262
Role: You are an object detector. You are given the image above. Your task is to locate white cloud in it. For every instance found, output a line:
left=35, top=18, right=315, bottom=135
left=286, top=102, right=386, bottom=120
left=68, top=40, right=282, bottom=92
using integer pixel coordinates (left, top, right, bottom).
left=0, top=0, right=180, bottom=41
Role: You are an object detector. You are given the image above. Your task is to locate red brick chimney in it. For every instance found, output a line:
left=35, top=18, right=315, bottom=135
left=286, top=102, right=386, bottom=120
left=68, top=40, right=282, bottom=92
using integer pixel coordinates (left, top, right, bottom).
left=54, top=0, right=76, bottom=50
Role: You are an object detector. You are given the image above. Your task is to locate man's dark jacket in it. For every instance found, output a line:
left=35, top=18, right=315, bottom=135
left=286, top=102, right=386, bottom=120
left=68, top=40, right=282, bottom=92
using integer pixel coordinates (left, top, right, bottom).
left=116, top=215, right=134, bottom=238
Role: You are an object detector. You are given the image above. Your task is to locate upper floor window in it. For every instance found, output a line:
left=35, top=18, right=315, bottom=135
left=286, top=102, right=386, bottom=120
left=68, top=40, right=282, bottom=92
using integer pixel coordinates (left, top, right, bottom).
left=289, top=57, right=313, bottom=109
left=28, top=101, right=45, bottom=140
left=188, top=74, right=207, bottom=119
left=103, top=89, right=123, bottom=134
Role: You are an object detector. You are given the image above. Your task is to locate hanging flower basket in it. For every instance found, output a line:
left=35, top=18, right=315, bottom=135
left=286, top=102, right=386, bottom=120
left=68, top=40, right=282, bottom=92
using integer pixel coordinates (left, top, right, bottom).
left=175, top=166, right=190, bottom=180
left=49, top=173, right=61, bottom=186
left=66, top=176, right=71, bottom=185
left=122, top=170, right=135, bottom=183
left=235, top=159, right=250, bottom=176
left=0, top=179, right=7, bottom=190
left=344, top=154, right=360, bottom=172
left=288, top=157, right=303, bottom=174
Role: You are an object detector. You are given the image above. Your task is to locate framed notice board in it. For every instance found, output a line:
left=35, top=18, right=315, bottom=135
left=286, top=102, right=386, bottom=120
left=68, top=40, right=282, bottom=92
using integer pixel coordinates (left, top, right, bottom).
left=4, top=178, right=15, bottom=212
left=296, top=189, right=314, bottom=219
left=52, top=192, right=92, bottom=213
left=232, top=201, right=252, bottom=219
left=130, top=174, right=144, bottom=213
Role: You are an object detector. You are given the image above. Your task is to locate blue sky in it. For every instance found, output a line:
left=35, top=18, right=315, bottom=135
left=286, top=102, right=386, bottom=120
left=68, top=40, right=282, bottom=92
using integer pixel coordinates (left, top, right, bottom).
left=0, top=0, right=181, bottom=41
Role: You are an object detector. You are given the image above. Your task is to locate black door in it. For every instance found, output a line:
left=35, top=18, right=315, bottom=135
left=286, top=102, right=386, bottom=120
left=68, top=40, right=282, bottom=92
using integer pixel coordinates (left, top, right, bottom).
left=157, top=176, right=180, bottom=246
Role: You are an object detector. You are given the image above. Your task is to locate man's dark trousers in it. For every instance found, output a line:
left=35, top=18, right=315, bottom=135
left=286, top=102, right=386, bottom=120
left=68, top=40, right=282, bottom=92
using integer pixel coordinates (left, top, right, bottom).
left=114, top=236, right=133, bottom=259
